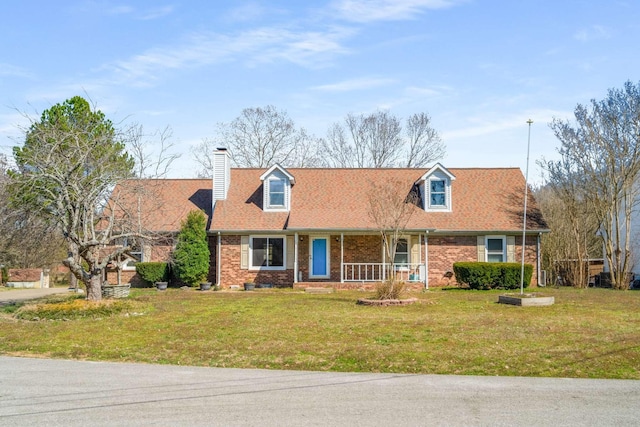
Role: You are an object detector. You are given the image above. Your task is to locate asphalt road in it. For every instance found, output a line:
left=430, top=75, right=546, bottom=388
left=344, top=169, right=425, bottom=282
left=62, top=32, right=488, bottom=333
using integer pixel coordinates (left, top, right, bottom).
left=0, top=356, right=638, bottom=426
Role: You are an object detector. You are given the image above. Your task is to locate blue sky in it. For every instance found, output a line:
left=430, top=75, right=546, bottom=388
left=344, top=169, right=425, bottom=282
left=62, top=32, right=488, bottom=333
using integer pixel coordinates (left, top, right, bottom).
left=1, top=1, right=639, bottom=180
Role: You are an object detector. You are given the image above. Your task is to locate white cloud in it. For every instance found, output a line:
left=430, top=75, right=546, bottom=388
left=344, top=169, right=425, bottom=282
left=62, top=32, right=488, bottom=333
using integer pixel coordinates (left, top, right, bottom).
left=106, top=26, right=353, bottom=86
left=331, top=0, right=464, bottom=23
left=404, top=85, right=452, bottom=98
left=574, top=25, right=611, bottom=42
left=312, top=77, right=395, bottom=92
left=0, top=63, right=34, bottom=79
left=442, top=109, right=569, bottom=142
left=107, top=5, right=134, bottom=15
left=139, top=5, right=174, bottom=20
left=224, top=2, right=268, bottom=23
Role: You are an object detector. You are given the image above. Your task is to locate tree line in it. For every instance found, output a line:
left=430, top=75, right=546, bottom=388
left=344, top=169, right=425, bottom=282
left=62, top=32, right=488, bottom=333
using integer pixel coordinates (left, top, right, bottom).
left=190, top=106, right=445, bottom=176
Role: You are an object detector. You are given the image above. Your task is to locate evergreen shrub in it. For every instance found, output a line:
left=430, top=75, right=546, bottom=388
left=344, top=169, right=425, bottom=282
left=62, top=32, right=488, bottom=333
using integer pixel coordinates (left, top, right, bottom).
left=173, top=210, right=210, bottom=287
left=453, top=262, right=533, bottom=290
left=135, top=262, right=169, bottom=285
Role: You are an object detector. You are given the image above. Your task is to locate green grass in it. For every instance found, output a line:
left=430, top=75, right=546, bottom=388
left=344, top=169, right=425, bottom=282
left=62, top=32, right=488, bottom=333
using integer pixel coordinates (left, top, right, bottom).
left=0, top=287, right=639, bottom=379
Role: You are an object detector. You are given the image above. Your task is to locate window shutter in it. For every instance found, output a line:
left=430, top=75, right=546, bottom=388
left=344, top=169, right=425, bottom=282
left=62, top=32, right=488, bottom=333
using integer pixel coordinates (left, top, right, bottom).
left=477, top=236, right=485, bottom=262
left=410, top=236, right=419, bottom=264
left=286, top=236, right=294, bottom=269
left=240, top=236, right=249, bottom=269
left=142, top=243, right=152, bottom=262
left=506, top=236, right=516, bottom=262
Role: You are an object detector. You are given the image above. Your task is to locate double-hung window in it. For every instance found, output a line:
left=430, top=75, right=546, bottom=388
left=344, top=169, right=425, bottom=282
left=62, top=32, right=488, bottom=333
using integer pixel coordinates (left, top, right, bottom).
left=122, top=239, right=143, bottom=270
left=486, top=237, right=505, bottom=262
left=268, top=178, right=285, bottom=208
left=250, top=237, right=285, bottom=270
left=430, top=179, right=446, bottom=207
left=394, top=238, right=409, bottom=268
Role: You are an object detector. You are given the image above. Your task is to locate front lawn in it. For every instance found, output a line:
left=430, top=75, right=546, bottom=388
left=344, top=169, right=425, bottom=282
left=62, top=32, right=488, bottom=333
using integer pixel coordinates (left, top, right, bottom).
left=0, top=287, right=639, bottom=379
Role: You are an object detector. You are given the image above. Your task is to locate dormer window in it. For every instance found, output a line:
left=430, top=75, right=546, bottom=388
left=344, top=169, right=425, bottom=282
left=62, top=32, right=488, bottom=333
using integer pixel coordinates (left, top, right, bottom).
left=420, top=163, right=455, bottom=212
left=429, top=179, right=446, bottom=207
left=260, top=164, right=295, bottom=212
left=269, top=177, right=285, bottom=207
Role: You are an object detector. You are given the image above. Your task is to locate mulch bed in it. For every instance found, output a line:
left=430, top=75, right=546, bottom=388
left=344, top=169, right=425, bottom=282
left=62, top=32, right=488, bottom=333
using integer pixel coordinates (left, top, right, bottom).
left=356, top=297, right=418, bottom=306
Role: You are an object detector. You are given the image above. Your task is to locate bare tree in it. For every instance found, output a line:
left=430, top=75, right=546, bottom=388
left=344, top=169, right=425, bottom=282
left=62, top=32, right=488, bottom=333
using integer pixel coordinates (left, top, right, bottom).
left=193, top=105, right=322, bottom=171
left=9, top=96, right=164, bottom=300
left=323, top=110, right=444, bottom=168
left=190, top=138, right=217, bottom=178
left=546, top=81, right=640, bottom=290
left=533, top=182, right=599, bottom=287
left=367, top=178, right=420, bottom=299
left=0, top=155, right=66, bottom=270
left=406, top=113, right=446, bottom=168
left=126, top=124, right=180, bottom=179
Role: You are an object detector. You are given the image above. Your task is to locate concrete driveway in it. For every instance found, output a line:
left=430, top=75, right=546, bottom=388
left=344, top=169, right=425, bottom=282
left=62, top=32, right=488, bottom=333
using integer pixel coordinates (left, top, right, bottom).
left=0, top=287, right=72, bottom=305
left=0, top=356, right=638, bottom=426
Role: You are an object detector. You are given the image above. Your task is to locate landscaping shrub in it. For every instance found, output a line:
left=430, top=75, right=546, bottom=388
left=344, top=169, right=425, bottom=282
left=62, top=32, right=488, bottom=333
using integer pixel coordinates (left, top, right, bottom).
left=13, top=296, right=148, bottom=321
left=453, top=262, right=533, bottom=290
left=172, top=210, right=210, bottom=287
left=498, top=263, right=533, bottom=289
left=135, top=262, right=169, bottom=286
left=374, top=278, right=406, bottom=300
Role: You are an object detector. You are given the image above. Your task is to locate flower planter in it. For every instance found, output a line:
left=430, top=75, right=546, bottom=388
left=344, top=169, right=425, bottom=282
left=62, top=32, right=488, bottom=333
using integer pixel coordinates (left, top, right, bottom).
left=200, top=282, right=212, bottom=291
left=102, top=284, right=131, bottom=299
left=244, top=283, right=255, bottom=291
left=155, top=282, right=168, bottom=291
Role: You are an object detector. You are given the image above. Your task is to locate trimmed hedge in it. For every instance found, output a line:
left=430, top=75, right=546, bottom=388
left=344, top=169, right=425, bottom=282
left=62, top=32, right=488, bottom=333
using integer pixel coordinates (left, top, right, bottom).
left=453, top=262, right=533, bottom=290
left=135, top=262, right=170, bottom=285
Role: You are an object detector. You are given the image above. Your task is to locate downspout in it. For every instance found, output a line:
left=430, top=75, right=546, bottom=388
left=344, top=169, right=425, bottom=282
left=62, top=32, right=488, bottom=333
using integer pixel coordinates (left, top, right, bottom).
left=294, top=232, right=299, bottom=284
left=537, top=232, right=541, bottom=287
left=217, top=232, right=222, bottom=287
left=340, top=233, right=344, bottom=283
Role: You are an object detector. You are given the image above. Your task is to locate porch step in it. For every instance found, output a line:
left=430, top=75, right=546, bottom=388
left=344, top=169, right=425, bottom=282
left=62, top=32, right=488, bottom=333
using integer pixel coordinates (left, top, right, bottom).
left=305, top=287, right=334, bottom=294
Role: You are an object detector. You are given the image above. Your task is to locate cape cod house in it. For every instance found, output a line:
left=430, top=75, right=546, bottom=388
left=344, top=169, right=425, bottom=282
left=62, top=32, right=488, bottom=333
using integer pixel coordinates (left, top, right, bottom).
left=111, top=149, right=548, bottom=289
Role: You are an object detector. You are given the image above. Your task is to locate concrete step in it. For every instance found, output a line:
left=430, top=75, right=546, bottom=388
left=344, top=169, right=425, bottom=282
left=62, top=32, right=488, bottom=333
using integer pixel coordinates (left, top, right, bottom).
left=304, top=287, right=334, bottom=294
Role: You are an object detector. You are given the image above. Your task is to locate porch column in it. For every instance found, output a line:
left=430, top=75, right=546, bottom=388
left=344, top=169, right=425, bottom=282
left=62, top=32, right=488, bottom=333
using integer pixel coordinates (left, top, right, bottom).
left=340, top=233, right=344, bottom=283
left=294, top=232, right=299, bottom=284
left=424, top=231, right=429, bottom=290
left=382, top=235, right=386, bottom=281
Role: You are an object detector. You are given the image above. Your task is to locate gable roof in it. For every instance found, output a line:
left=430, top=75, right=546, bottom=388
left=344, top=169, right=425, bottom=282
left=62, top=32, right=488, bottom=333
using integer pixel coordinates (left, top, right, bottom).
left=110, top=179, right=211, bottom=232
left=419, top=163, right=456, bottom=181
left=210, top=167, right=547, bottom=233
left=260, top=163, right=296, bottom=184
left=111, top=168, right=547, bottom=234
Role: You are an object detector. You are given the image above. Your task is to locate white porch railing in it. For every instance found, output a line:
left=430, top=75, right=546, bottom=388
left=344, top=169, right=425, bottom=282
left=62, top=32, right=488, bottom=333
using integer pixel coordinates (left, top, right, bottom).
left=342, top=263, right=425, bottom=283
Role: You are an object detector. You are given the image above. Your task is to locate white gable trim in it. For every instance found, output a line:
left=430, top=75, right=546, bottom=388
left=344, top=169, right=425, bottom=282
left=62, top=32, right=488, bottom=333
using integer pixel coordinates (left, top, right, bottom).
left=260, top=164, right=295, bottom=184
left=261, top=164, right=294, bottom=212
left=420, top=163, right=455, bottom=213
left=419, top=163, right=456, bottom=182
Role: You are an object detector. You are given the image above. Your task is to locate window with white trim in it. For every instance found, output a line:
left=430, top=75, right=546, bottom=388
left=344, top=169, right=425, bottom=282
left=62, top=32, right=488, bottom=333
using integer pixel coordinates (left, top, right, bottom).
left=268, top=178, right=285, bottom=208
left=250, top=236, right=285, bottom=270
left=429, top=179, right=446, bottom=207
left=486, top=236, right=505, bottom=262
left=394, top=238, right=409, bottom=266
left=121, top=241, right=144, bottom=271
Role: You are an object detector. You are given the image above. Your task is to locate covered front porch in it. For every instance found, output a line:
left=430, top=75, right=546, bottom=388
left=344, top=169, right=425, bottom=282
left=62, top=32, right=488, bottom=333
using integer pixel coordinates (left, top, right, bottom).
left=292, top=232, right=429, bottom=288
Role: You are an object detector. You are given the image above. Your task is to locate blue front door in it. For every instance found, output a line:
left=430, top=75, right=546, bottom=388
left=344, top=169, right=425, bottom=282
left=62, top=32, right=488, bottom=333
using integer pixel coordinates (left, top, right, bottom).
left=311, top=238, right=328, bottom=277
